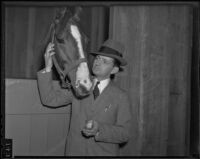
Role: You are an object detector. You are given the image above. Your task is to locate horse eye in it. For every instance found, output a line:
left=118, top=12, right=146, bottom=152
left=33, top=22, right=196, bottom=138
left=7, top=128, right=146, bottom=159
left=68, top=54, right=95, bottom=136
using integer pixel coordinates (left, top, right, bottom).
left=56, top=37, right=64, bottom=43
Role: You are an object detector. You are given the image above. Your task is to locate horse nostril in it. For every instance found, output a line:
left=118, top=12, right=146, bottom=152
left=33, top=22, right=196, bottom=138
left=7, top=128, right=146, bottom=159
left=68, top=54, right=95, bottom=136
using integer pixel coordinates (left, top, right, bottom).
left=84, top=80, right=87, bottom=84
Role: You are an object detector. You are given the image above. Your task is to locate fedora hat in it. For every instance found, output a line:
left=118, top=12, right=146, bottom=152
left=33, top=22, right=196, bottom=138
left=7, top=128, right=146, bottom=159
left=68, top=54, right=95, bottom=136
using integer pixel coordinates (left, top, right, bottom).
left=90, top=39, right=127, bottom=66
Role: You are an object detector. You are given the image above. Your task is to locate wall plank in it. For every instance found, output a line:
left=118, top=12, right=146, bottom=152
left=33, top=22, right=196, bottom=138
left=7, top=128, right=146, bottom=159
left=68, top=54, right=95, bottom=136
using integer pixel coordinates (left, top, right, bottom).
left=5, top=79, right=71, bottom=156
left=109, top=5, right=192, bottom=156
left=166, top=6, right=192, bottom=155
left=5, top=79, right=70, bottom=114
left=5, top=7, right=29, bottom=78
left=46, top=114, right=69, bottom=156
left=29, top=115, right=48, bottom=156
left=5, top=115, right=31, bottom=156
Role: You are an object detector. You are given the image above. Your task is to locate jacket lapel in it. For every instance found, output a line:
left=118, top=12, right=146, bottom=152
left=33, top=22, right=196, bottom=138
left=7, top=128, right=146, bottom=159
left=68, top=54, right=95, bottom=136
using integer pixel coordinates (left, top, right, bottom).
left=91, top=81, right=114, bottom=117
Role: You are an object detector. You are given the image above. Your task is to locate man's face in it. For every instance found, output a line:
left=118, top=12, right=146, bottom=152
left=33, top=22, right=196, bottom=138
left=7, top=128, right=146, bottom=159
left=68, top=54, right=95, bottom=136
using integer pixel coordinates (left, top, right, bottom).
left=92, top=55, right=116, bottom=80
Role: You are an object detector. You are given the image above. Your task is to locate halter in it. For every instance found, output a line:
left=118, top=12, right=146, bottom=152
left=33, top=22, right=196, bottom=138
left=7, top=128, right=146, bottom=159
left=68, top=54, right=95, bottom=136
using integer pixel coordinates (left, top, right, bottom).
left=49, top=7, right=88, bottom=88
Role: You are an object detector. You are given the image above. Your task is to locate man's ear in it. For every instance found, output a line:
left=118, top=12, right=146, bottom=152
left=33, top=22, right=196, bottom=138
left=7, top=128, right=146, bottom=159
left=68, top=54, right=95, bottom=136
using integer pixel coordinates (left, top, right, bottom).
left=111, top=66, right=119, bottom=74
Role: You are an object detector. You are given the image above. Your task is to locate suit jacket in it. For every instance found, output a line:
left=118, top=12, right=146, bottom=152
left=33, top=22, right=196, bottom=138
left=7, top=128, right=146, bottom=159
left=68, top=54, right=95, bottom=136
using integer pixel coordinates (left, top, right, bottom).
left=37, top=70, right=132, bottom=156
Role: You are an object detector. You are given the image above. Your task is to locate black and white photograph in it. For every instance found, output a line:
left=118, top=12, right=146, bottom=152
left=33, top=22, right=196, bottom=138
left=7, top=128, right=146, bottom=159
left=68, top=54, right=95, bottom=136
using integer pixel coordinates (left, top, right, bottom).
left=1, top=1, right=199, bottom=158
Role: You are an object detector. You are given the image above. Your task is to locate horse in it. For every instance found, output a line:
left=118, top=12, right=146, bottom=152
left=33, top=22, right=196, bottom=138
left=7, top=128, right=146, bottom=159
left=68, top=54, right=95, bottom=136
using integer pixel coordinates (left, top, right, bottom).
left=47, top=7, right=93, bottom=98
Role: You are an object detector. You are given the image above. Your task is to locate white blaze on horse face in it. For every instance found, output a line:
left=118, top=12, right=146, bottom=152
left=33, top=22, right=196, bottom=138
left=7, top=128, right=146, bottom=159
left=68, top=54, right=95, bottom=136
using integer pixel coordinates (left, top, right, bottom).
left=76, top=62, right=92, bottom=91
left=70, top=25, right=84, bottom=58
left=70, top=25, right=92, bottom=92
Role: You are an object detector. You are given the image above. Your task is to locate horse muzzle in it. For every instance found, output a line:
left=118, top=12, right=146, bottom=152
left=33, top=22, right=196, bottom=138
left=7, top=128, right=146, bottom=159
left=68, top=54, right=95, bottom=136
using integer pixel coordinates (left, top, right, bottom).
left=75, top=79, right=93, bottom=97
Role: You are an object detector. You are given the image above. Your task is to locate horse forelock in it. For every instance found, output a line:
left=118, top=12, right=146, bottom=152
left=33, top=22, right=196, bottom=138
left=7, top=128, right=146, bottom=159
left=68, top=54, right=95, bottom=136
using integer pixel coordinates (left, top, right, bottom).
left=53, top=7, right=88, bottom=48
left=55, top=16, right=71, bottom=38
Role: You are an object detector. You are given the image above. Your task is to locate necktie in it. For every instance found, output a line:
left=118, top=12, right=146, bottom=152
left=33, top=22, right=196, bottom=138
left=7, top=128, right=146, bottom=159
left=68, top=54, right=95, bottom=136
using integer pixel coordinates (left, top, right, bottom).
left=93, top=81, right=100, bottom=99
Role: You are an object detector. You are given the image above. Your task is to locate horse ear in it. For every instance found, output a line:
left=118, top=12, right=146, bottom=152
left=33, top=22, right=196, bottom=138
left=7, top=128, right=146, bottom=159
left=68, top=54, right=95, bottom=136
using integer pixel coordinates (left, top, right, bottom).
left=54, top=7, right=67, bottom=24
left=75, top=6, right=82, bottom=14
left=74, top=6, right=82, bottom=21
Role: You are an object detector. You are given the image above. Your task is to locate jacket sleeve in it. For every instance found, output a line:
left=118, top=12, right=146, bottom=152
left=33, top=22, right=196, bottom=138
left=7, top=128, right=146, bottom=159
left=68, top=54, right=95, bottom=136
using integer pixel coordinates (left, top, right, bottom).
left=37, top=69, right=73, bottom=107
left=94, top=93, right=132, bottom=144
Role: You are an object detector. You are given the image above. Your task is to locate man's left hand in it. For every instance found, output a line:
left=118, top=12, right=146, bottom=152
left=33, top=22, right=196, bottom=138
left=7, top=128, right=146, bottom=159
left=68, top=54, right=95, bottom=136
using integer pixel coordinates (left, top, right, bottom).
left=82, top=120, right=99, bottom=137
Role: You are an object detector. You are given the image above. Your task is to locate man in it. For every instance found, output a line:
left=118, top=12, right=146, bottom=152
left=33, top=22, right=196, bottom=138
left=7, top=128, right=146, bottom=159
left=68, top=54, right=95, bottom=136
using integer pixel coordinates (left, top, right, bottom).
left=37, top=39, right=132, bottom=156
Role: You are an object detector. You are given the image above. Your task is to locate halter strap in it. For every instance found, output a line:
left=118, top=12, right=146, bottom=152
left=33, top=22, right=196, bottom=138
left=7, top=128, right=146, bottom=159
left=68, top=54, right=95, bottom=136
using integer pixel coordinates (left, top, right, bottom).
left=52, top=54, right=87, bottom=80
left=63, top=58, right=87, bottom=75
left=51, top=27, right=71, bottom=89
left=54, top=56, right=87, bottom=88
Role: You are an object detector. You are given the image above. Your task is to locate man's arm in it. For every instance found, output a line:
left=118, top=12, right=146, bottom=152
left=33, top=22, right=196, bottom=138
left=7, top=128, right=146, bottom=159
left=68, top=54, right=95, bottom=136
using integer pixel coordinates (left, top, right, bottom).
left=37, top=69, right=73, bottom=107
left=37, top=42, right=73, bottom=107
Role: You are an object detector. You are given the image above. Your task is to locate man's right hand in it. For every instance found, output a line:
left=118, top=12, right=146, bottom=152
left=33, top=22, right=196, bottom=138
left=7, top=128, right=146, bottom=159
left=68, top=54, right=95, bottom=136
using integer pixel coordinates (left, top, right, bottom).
left=44, top=42, right=55, bottom=72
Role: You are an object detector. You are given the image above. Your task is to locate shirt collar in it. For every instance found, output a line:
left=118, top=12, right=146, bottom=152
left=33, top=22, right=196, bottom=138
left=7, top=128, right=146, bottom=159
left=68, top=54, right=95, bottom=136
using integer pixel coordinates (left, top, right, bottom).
left=94, top=78, right=111, bottom=94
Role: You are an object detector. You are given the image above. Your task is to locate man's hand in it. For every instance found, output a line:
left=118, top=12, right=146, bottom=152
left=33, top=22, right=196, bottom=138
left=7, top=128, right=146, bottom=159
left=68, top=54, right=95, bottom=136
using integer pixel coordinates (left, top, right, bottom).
left=44, top=42, right=55, bottom=72
left=82, top=120, right=99, bottom=137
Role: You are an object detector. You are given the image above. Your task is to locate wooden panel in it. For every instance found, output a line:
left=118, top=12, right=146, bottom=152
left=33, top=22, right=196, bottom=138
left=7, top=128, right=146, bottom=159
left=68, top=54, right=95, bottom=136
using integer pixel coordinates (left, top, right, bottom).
left=5, top=7, right=15, bottom=77
left=110, top=7, right=144, bottom=156
left=25, top=7, right=36, bottom=78
left=5, top=78, right=71, bottom=114
left=190, top=5, right=200, bottom=156
left=45, top=114, right=69, bottom=156
left=166, top=6, right=192, bottom=155
left=5, top=7, right=29, bottom=78
left=29, top=114, right=70, bottom=156
left=110, top=6, right=170, bottom=155
left=109, top=5, right=192, bottom=156
left=5, top=79, right=71, bottom=156
left=5, top=6, right=56, bottom=79
left=90, top=7, right=109, bottom=52
left=29, top=115, right=48, bottom=156
left=30, top=7, right=57, bottom=77
left=5, top=115, right=31, bottom=156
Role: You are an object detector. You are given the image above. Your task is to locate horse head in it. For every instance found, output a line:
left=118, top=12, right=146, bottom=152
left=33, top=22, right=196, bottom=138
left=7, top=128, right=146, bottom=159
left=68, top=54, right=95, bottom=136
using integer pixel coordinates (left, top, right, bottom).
left=49, top=7, right=93, bottom=98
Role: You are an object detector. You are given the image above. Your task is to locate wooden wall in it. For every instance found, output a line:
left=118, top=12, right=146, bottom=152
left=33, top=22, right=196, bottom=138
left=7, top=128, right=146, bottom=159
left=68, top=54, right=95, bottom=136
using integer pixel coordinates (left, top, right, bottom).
left=109, top=5, right=192, bottom=156
left=4, top=5, right=108, bottom=156
left=190, top=4, right=200, bottom=157
left=5, top=79, right=70, bottom=156
left=5, top=7, right=54, bottom=79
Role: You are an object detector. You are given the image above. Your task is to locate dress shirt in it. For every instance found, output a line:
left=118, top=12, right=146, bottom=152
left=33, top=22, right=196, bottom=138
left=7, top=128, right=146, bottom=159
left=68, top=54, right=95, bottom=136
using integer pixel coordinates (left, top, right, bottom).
left=93, top=78, right=111, bottom=94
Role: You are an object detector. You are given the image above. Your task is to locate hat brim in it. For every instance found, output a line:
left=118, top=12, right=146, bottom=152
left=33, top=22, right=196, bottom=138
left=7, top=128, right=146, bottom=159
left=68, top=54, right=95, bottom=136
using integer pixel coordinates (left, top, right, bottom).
left=90, top=52, right=127, bottom=66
